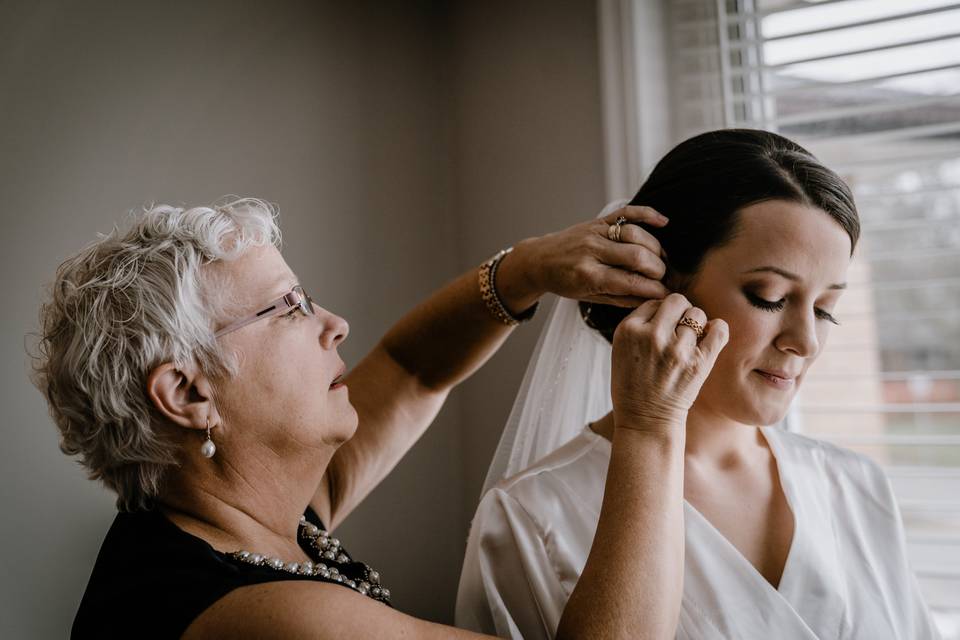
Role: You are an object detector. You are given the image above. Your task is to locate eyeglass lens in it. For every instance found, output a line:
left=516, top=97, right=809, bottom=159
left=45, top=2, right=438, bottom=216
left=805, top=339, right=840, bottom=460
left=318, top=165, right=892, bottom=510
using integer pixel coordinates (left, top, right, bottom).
left=294, top=286, right=315, bottom=315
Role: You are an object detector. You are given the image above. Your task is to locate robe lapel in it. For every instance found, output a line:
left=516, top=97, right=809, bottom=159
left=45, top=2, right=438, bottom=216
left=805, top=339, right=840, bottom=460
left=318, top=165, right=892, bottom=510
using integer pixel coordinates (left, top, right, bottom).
left=681, top=503, right=821, bottom=639
left=677, top=427, right=852, bottom=639
left=762, top=426, right=849, bottom=638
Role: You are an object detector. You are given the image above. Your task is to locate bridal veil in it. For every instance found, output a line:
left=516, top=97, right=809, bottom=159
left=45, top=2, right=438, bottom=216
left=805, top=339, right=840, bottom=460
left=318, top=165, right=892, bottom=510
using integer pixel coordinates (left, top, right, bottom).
left=479, top=199, right=627, bottom=496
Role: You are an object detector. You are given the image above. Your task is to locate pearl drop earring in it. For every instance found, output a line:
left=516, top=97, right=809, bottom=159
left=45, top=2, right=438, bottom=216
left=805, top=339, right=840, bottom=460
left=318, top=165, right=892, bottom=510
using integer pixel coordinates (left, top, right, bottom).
left=201, top=417, right=217, bottom=458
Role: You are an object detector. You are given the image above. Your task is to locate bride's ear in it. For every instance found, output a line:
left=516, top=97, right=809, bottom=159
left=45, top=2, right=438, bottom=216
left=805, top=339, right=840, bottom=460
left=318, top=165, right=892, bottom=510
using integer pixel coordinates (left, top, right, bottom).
left=661, top=260, right=688, bottom=295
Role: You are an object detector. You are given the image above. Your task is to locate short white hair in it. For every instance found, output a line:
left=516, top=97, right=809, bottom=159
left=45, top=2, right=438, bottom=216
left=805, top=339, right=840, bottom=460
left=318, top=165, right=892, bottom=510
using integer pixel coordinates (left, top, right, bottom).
left=31, top=196, right=282, bottom=511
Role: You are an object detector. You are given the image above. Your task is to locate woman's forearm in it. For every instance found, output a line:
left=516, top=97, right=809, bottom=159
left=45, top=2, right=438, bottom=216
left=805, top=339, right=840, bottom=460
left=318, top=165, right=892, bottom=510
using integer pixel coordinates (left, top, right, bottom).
left=325, top=210, right=671, bottom=526
left=377, top=203, right=672, bottom=391
left=557, top=424, right=686, bottom=640
left=320, top=242, right=544, bottom=526
left=380, top=238, right=543, bottom=391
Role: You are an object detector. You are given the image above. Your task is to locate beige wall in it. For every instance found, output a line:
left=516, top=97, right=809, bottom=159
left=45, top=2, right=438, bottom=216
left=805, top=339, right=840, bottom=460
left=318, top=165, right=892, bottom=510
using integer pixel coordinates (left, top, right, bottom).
left=0, top=0, right=604, bottom=636
left=447, top=0, right=607, bottom=513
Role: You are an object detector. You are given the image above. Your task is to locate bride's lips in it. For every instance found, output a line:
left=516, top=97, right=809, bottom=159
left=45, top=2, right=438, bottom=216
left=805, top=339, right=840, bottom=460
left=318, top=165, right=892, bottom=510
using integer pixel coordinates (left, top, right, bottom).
left=753, top=368, right=797, bottom=390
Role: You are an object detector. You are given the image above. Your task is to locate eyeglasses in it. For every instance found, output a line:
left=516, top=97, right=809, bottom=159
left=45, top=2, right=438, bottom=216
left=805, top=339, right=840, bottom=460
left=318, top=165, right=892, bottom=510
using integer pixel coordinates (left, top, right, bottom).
left=214, top=285, right=315, bottom=338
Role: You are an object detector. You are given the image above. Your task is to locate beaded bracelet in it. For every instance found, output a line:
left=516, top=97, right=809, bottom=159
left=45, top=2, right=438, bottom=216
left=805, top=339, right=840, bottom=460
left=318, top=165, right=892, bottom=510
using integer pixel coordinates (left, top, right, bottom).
left=479, top=247, right=539, bottom=326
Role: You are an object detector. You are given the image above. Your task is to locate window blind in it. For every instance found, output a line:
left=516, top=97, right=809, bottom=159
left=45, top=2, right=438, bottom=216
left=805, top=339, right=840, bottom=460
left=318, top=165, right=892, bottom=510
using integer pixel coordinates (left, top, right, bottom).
left=667, top=0, right=960, bottom=634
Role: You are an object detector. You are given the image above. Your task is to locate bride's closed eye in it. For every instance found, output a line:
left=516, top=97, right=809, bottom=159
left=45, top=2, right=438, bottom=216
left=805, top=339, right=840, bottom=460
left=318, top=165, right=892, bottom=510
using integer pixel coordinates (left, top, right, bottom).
left=743, top=290, right=841, bottom=326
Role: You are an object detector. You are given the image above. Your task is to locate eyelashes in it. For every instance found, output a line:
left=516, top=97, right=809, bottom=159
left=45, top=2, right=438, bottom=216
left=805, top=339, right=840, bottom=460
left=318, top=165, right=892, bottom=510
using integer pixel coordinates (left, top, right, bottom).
left=745, top=292, right=785, bottom=313
left=744, top=291, right=840, bottom=325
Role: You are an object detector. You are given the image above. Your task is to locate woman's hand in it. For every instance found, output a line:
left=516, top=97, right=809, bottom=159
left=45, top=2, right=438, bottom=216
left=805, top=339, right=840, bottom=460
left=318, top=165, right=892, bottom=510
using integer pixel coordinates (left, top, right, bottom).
left=611, top=293, right=728, bottom=433
left=496, top=205, right=672, bottom=313
left=560, top=294, right=722, bottom=639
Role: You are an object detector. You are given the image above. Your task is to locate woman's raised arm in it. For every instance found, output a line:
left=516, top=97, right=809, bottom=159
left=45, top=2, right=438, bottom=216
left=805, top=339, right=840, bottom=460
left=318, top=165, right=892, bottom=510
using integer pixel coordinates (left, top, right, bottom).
left=318, top=206, right=670, bottom=529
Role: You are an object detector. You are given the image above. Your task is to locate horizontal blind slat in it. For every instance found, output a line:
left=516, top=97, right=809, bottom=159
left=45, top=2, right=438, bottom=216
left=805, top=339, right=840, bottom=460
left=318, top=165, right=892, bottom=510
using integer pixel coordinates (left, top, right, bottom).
left=794, top=120, right=960, bottom=145
left=899, top=499, right=960, bottom=512
left=860, top=221, right=960, bottom=235
left=762, top=4, right=960, bottom=42
left=729, top=63, right=960, bottom=100
left=910, top=534, right=960, bottom=545
left=826, top=147, right=960, bottom=171
left=725, top=0, right=878, bottom=21
left=857, top=183, right=960, bottom=201
left=916, top=567, right=960, bottom=578
left=817, top=434, right=960, bottom=446
left=726, top=32, right=960, bottom=72
left=862, top=246, right=960, bottom=263
left=848, top=275, right=960, bottom=291
left=838, top=308, right=960, bottom=322
left=887, top=466, right=960, bottom=479
left=799, top=403, right=960, bottom=413
left=733, top=94, right=960, bottom=128
left=810, top=370, right=960, bottom=382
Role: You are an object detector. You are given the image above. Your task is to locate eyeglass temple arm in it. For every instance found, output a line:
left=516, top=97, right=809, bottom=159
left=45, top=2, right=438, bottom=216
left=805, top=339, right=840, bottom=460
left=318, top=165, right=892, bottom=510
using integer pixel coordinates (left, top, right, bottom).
left=213, top=289, right=303, bottom=338
left=214, top=312, right=273, bottom=338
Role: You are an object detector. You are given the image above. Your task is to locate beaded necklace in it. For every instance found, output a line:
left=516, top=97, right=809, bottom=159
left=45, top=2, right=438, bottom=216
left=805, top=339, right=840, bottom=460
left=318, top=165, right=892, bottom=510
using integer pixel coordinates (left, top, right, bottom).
left=228, top=515, right=391, bottom=604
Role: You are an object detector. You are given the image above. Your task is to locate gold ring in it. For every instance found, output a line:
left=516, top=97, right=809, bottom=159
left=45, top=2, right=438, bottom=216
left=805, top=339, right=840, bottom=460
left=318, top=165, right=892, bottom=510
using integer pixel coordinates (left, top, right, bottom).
left=678, top=316, right=704, bottom=339
left=607, top=215, right=627, bottom=242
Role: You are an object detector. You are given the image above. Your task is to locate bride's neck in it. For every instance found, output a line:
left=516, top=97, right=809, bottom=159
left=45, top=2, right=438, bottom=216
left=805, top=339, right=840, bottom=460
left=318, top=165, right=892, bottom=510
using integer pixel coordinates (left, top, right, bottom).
left=684, top=407, right=765, bottom=469
left=590, top=407, right=764, bottom=468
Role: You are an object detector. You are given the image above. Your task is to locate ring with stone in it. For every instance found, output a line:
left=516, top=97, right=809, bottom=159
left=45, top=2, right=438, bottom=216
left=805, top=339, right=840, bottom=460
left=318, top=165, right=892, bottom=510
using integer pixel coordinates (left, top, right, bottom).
left=607, top=215, right=628, bottom=242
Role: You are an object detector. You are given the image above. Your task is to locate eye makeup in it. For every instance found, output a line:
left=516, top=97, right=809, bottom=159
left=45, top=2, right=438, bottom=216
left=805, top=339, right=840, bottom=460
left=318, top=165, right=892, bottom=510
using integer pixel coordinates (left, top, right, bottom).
left=743, top=289, right=840, bottom=325
left=744, top=290, right=784, bottom=311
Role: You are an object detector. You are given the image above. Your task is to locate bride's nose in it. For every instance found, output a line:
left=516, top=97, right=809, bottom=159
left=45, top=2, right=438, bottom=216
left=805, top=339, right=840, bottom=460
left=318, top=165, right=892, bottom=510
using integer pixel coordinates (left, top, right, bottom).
left=774, top=310, right=819, bottom=359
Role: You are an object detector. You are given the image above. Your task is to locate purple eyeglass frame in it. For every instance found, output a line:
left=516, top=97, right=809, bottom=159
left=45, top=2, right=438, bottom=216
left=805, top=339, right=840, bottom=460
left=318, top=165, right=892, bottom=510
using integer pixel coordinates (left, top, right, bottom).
left=214, top=285, right=314, bottom=338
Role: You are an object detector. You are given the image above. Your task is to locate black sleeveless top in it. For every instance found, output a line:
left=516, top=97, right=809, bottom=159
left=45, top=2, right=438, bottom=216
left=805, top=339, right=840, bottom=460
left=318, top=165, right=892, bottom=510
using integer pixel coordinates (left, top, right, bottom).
left=72, top=506, right=386, bottom=639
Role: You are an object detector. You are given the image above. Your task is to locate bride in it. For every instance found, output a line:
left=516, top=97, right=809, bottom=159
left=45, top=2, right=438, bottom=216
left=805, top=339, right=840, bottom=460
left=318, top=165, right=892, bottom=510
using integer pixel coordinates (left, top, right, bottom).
left=456, top=129, right=941, bottom=639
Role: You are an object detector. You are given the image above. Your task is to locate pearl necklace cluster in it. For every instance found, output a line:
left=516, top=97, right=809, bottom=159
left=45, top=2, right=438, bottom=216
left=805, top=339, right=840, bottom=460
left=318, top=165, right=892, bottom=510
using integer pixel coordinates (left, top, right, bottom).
left=229, top=515, right=391, bottom=603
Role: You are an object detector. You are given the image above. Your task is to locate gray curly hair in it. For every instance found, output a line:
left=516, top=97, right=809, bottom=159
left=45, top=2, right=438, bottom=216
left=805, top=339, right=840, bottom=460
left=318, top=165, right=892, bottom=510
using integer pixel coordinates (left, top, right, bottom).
left=30, top=197, right=282, bottom=511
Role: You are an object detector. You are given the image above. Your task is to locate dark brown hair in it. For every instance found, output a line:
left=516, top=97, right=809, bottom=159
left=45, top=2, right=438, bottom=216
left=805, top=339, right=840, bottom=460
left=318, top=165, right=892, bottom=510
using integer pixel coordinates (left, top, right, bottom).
left=582, top=128, right=860, bottom=343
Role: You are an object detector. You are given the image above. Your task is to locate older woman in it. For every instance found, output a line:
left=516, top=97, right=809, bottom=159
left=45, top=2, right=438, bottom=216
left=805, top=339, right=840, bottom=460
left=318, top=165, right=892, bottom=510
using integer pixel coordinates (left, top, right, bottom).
left=33, top=197, right=720, bottom=639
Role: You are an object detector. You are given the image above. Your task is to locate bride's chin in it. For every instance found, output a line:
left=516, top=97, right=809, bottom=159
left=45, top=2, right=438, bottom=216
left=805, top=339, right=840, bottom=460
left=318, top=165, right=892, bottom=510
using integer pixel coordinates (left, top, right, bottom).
left=705, top=395, right=790, bottom=428
left=692, top=384, right=794, bottom=427
left=743, top=401, right=791, bottom=428
left=733, top=386, right=797, bottom=426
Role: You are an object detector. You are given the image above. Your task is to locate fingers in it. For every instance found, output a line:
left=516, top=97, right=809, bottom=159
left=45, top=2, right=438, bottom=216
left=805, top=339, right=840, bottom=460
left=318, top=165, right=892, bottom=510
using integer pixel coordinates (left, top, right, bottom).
left=698, top=318, right=729, bottom=364
left=609, top=223, right=665, bottom=263
left=624, top=298, right=663, bottom=323
left=598, top=206, right=667, bottom=264
left=652, top=294, right=728, bottom=363
left=600, top=242, right=667, bottom=280
left=584, top=294, right=654, bottom=308
left=651, top=293, right=694, bottom=338
left=594, top=266, right=671, bottom=300
left=602, top=205, right=669, bottom=228
left=651, top=293, right=712, bottom=352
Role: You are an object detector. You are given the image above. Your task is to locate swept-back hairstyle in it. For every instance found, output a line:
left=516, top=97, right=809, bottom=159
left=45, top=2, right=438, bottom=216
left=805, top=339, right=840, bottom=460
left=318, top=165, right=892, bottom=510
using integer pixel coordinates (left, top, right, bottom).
left=30, top=197, right=281, bottom=511
left=582, top=128, right=860, bottom=342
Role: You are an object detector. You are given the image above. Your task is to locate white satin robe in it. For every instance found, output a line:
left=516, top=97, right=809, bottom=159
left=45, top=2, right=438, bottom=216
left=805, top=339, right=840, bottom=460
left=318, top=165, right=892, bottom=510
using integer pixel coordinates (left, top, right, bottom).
left=456, top=425, right=940, bottom=639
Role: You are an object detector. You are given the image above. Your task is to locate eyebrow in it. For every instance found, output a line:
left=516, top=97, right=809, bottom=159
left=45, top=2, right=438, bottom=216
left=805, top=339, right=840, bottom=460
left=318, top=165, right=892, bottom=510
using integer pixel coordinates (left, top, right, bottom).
left=742, top=266, right=847, bottom=290
left=250, top=276, right=300, bottom=312
left=269, top=273, right=300, bottom=296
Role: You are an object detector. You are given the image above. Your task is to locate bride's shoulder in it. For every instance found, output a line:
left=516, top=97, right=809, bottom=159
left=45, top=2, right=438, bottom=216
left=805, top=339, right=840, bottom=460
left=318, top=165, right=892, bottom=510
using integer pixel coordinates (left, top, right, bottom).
left=486, top=429, right=609, bottom=517
left=767, top=427, right=889, bottom=490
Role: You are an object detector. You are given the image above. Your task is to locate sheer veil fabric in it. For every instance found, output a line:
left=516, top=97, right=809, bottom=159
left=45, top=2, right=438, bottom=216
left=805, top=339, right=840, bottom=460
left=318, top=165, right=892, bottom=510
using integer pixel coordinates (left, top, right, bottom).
left=479, top=200, right=627, bottom=497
